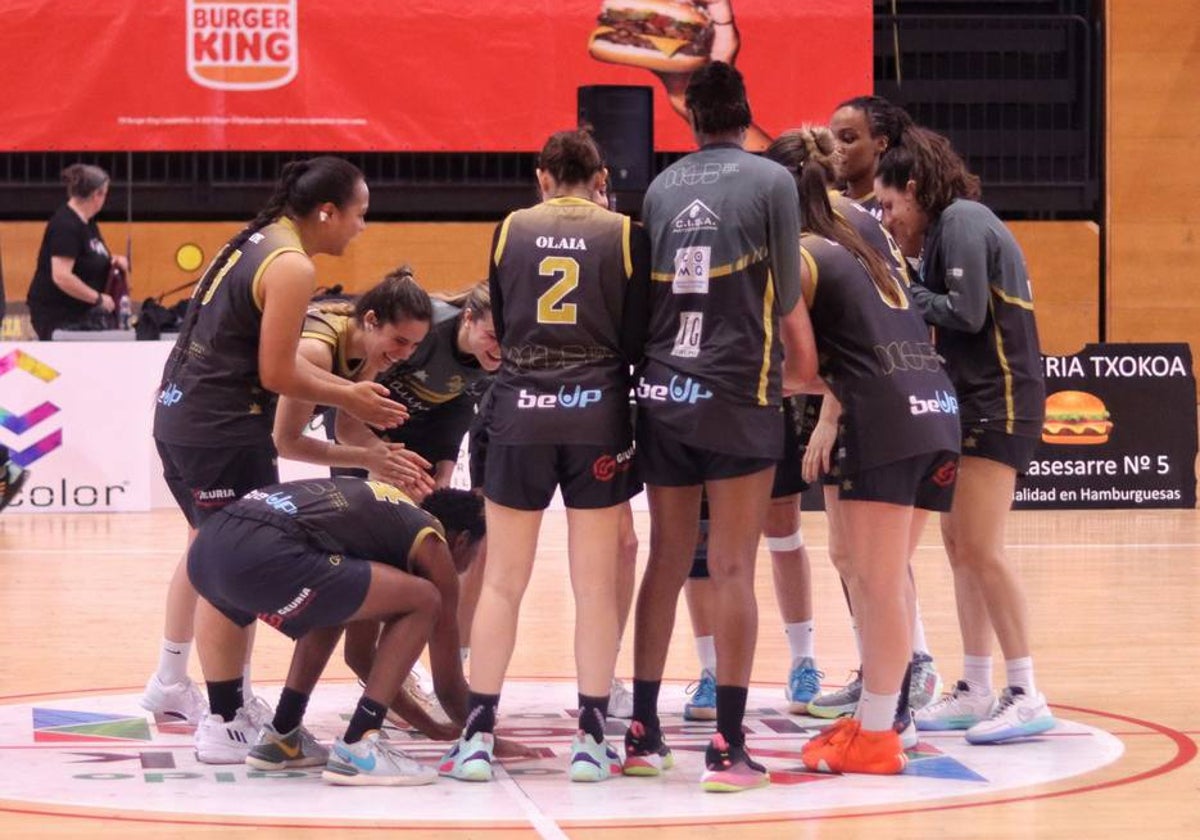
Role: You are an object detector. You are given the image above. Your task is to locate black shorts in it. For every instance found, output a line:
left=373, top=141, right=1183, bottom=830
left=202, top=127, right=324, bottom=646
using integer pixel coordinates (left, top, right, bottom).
left=838, top=450, right=959, bottom=512
left=156, top=439, right=278, bottom=527
left=637, top=410, right=775, bottom=487
left=468, top=408, right=489, bottom=491
left=961, top=426, right=1040, bottom=473
left=187, top=512, right=372, bottom=640
left=483, top=441, right=639, bottom=511
left=773, top=396, right=810, bottom=499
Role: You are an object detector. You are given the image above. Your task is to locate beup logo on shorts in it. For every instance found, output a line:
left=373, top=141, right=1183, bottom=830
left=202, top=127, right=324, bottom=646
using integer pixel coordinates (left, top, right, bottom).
left=909, top=390, right=959, bottom=416
left=0, top=350, right=63, bottom=468
left=246, top=488, right=299, bottom=514
left=636, top=374, right=713, bottom=405
left=187, top=0, right=299, bottom=91
left=517, top=386, right=602, bottom=409
left=158, top=383, right=183, bottom=407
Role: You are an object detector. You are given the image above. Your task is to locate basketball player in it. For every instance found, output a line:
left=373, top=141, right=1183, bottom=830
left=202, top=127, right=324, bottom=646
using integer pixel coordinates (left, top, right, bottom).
left=829, top=95, right=914, bottom=221
left=768, top=128, right=961, bottom=774
left=146, top=157, right=405, bottom=731
left=875, top=126, right=1054, bottom=745
left=186, top=478, right=486, bottom=785
left=440, top=129, right=649, bottom=783
left=623, top=62, right=816, bottom=793
left=273, top=267, right=435, bottom=492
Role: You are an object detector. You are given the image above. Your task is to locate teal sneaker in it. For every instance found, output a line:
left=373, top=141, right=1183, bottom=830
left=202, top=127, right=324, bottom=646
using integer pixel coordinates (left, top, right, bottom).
left=684, top=668, right=717, bottom=721
left=786, top=657, right=823, bottom=713
left=246, top=723, right=328, bottom=770
left=322, top=730, right=436, bottom=786
left=569, top=731, right=622, bottom=782
left=438, top=731, right=495, bottom=782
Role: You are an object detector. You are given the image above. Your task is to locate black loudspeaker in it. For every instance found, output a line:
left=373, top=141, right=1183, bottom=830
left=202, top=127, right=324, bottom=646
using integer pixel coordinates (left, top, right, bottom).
left=577, top=85, right=654, bottom=192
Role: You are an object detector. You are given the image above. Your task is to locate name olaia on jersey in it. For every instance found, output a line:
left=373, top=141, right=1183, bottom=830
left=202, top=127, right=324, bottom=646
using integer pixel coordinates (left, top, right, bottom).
left=536, top=236, right=588, bottom=250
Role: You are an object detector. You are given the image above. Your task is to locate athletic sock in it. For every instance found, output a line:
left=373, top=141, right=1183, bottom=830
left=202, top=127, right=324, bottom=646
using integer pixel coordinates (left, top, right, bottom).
left=715, top=685, right=748, bottom=748
left=344, top=695, right=388, bottom=744
left=784, top=620, right=815, bottom=661
left=464, top=691, right=500, bottom=739
left=272, top=687, right=309, bottom=734
left=156, top=638, right=191, bottom=685
left=695, top=635, right=717, bottom=673
left=631, top=679, right=661, bottom=732
left=857, top=689, right=901, bottom=732
left=963, top=655, right=994, bottom=694
left=1005, top=656, right=1037, bottom=695
left=206, top=677, right=243, bottom=723
left=911, top=601, right=930, bottom=657
left=578, top=693, right=609, bottom=741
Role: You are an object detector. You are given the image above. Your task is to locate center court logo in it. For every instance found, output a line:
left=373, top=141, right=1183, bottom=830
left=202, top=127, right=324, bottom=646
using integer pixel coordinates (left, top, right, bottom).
left=187, top=0, right=299, bottom=91
left=0, top=350, right=63, bottom=468
left=0, top=683, right=1126, bottom=826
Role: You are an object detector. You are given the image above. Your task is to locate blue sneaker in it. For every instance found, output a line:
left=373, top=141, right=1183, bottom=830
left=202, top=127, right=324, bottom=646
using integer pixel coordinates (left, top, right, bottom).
left=322, top=731, right=436, bottom=786
left=786, top=657, right=823, bottom=713
left=569, top=731, right=623, bottom=782
left=684, top=669, right=717, bottom=721
left=438, top=731, right=495, bottom=781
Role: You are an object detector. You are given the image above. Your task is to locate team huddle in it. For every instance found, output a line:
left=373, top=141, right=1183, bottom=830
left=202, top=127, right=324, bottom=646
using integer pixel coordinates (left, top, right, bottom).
left=141, top=62, right=1053, bottom=793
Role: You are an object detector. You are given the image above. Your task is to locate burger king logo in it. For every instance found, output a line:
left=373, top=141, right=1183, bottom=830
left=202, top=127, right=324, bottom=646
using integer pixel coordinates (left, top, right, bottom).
left=187, top=0, right=298, bottom=91
left=1042, top=390, right=1113, bottom=445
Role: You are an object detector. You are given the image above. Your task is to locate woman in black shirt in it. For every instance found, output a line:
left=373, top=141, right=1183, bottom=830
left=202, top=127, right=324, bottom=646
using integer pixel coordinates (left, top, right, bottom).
left=26, top=164, right=127, bottom=339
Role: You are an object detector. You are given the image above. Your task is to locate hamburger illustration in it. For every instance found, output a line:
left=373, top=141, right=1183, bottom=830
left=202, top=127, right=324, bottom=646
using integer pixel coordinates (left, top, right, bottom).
left=588, top=0, right=715, bottom=73
left=1041, top=390, right=1113, bottom=445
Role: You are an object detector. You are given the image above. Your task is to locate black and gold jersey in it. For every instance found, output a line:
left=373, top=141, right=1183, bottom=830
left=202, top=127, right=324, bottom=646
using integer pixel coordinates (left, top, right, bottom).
left=913, top=199, right=1045, bottom=436
left=376, top=300, right=491, bottom=463
left=223, top=477, right=444, bottom=573
left=486, top=196, right=649, bottom=445
left=802, top=233, right=960, bottom=471
left=830, top=191, right=910, bottom=285
left=301, top=309, right=365, bottom=381
left=845, top=190, right=884, bottom=223
left=154, top=218, right=306, bottom=446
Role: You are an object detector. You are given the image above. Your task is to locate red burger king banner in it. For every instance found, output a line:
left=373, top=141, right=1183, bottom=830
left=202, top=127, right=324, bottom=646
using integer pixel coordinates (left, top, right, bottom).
left=0, top=0, right=870, bottom=152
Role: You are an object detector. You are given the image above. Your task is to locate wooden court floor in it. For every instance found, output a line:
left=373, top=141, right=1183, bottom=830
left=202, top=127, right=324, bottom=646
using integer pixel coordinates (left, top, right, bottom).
left=0, top=504, right=1197, bottom=839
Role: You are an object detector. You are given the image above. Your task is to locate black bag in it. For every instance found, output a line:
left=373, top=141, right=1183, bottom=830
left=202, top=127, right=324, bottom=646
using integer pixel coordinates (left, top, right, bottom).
left=135, top=298, right=190, bottom=340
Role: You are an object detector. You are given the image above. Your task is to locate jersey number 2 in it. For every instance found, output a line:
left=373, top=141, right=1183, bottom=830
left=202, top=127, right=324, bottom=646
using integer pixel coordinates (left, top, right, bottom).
left=537, top=257, right=579, bottom=324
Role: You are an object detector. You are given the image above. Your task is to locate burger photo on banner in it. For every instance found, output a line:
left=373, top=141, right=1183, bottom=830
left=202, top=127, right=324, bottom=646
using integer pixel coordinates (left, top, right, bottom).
left=1041, top=390, right=1113, bottom=446
left=586, top=0, right=773, bottom=150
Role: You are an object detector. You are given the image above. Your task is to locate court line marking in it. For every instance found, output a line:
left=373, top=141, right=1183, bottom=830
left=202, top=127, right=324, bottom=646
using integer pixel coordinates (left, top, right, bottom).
left=4, top=542, right=1200, bottom=556
left=494, top=764, right=570, bottom=840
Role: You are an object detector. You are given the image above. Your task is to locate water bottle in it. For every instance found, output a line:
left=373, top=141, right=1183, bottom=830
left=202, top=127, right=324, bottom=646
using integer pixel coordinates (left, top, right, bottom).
left=118, top=294, right=132, bottom=331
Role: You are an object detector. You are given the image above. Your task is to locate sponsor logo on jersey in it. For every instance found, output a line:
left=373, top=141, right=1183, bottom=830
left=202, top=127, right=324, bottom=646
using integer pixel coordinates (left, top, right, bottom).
left=516, top=386, right=602, bottom=410
left=909, top=390, right=959, bottom=416
left=671, top=200, right=721, bottom=234
left=158, top=383, right=184, bottom=407
left=636, top=375, right=713, bottom=405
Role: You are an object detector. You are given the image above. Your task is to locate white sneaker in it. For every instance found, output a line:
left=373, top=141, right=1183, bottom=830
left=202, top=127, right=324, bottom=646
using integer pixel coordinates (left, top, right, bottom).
left=608, top=678, right=633, bottom=719
left=241, top=694, right=275, bottom=731
left=915, top=680, right=994, bottom=731
left=401, top=671, right=451, bottom=725
left=966, top=686, right=1055, bottom=744
left=323, top=730, right=437, bottom=786
left=140, top=674, right=207, bottom=730
left=195, top=709, right=259, bottom=764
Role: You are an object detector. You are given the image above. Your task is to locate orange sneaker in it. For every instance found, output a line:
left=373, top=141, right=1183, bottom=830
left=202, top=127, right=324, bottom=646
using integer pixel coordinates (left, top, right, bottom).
left=802, top=719, right=908, bottom=775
